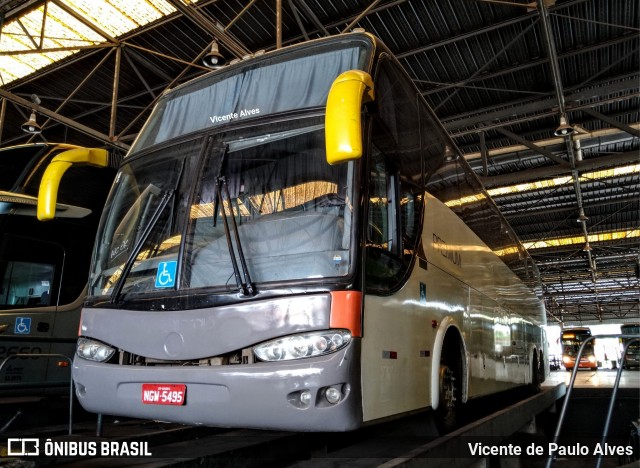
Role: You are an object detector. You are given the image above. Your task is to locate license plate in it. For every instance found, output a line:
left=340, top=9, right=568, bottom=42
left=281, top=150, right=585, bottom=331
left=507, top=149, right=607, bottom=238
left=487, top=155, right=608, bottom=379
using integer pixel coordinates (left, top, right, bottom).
left=142, top=383, right=186, bottom=405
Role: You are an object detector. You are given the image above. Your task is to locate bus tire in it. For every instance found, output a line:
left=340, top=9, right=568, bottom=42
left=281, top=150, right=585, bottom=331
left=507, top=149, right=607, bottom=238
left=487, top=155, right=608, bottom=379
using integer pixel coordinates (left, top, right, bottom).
left=538, top=350, right=546, bottom=384
left=435, top=337, right=463, bottom=433
left=530, top=351, right=541, bottom=393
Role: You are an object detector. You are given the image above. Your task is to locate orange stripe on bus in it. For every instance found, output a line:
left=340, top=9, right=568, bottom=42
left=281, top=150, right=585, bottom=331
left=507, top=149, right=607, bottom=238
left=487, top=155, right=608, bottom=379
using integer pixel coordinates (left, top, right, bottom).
left=330, top=291, right=362, bottom=337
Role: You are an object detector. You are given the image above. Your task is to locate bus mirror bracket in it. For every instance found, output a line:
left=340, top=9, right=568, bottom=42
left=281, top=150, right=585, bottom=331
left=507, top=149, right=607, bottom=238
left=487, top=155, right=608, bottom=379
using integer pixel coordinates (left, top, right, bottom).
left=38, top=147, right=110, bottom=221
left=325, top=70, right=374, bottom=165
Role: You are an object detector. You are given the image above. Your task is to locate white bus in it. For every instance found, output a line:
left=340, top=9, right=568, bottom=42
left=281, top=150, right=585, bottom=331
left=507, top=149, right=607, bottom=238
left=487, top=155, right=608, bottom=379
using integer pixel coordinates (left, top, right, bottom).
left=0, top=143, right=116, bottom=394
left=71, top=32, right=547, bottom=432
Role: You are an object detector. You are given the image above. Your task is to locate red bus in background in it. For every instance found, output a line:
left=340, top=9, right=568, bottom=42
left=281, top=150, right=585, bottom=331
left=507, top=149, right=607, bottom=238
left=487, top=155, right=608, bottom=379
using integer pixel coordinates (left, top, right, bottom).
left=561, top=327, right=598, bottom=370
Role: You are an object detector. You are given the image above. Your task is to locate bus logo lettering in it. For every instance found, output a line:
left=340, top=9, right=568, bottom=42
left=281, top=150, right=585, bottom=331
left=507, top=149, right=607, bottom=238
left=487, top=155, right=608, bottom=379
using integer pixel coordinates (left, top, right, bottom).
left=432, top=233, right=462, bottom=267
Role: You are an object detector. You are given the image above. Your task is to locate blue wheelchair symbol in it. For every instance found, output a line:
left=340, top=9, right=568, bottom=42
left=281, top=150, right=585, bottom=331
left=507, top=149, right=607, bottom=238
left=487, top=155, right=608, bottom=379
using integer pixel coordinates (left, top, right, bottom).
left=155, top=261, right=177, bottom=288
left=15, top=317, right=31, bottom=334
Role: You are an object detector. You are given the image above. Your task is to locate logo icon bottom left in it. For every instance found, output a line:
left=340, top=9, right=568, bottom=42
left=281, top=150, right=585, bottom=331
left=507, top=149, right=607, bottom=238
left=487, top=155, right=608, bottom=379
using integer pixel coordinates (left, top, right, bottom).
left=7, top=438, right=40, bottom=456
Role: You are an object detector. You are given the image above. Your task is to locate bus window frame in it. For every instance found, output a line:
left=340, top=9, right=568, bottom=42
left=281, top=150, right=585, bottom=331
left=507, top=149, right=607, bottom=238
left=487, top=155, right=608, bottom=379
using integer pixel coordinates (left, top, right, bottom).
left=0, top=234, right=65, bottom=310
left=363, top=54, right=426, bottom=295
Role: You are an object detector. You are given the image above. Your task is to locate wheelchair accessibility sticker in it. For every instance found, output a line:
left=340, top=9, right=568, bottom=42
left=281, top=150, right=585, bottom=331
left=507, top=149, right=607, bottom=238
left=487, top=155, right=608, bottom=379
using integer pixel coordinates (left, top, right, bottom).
left=155, top=261, right=177, bottom=288
left=15, top=317, right=32, bottom=334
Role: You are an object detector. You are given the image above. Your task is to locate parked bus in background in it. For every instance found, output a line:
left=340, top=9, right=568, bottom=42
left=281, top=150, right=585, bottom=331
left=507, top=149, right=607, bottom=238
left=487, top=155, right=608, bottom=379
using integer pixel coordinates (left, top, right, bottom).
left=620, top=323, right=640, bottom=369
left=0, top=143, right=117, bottom=394
left=71, top=32, right=547, bottom=433
left=561, top=327, right=598, bottom=370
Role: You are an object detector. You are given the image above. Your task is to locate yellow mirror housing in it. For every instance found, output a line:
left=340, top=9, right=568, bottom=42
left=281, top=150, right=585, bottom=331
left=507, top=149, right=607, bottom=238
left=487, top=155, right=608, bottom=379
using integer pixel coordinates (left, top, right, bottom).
left=37, top=147, right=110, bottom=221
left=325, top=70, right=374, bottom=165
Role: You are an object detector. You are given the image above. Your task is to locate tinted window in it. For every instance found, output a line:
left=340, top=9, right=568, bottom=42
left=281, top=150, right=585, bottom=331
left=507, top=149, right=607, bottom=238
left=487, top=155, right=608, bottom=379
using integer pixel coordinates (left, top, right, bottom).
left=365, top=58, right=423, bottom=293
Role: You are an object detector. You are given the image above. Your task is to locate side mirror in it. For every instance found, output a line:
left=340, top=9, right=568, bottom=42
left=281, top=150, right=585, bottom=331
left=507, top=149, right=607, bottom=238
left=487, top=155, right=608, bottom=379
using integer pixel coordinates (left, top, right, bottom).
left=325, top=70, right=374, bottom=165
left=38, top=147, right=110, bottom=221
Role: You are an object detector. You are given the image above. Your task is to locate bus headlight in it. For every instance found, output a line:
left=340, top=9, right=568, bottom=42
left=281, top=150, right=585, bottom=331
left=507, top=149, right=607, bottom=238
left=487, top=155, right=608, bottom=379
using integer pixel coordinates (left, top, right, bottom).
left=253, top=330, right=351, bottom=362
left=588, top=355, right=596, bottom=363
left=76, top=337, right=115, bottom=362
left=562, top=355, right=571, bottom=363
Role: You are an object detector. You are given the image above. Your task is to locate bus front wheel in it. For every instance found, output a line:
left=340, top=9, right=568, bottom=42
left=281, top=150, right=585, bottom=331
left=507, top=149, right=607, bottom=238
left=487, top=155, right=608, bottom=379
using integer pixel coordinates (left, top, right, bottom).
left=435, top=335, right=464, bottom=434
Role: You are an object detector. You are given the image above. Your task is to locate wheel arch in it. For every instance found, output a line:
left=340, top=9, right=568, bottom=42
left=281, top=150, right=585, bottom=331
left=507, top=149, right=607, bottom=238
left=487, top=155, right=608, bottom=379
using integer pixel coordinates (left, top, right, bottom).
left=431, top=317, right=468, bottom=410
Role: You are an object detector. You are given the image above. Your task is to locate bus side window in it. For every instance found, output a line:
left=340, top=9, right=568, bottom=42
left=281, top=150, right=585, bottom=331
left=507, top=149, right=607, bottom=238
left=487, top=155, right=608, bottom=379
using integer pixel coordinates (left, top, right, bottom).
left=0, top=235, right=63, bottom=309
left=365, top=57, right=423, bottom=293
left=367, top=147, right=393, bottom=251
left=365, top=147, right=403, bottom=287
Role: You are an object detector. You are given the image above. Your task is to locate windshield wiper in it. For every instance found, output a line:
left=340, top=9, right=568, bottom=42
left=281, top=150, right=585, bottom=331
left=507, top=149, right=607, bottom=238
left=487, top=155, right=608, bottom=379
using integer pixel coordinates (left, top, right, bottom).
left=110, top=189, right=175, bottom=303
left=214, top=145, right=255, bottom=296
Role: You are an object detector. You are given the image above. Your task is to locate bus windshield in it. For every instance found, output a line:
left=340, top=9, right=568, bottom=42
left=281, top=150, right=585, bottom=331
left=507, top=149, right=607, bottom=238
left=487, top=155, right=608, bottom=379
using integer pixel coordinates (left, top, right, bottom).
left=0, top=144, right=47, bottom=193
left=621, top=324, right=640, bottom=351
left=561, top=330, right=594, bottom=356
left=90, top=118, right=353, bottom=298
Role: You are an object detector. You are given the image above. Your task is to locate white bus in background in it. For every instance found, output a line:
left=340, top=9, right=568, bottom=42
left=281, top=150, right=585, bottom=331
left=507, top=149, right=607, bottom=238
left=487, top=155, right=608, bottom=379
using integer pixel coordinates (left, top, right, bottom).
left=620, top=323, right=640, bottom=369
left=0, top=143, right=117, bottom=394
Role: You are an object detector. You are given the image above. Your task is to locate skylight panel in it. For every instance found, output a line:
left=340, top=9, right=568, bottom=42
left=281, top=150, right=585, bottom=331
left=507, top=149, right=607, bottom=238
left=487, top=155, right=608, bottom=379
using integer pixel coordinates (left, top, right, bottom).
left=67, top=0, right=143, bottom=36
left=0, top=0, right=177, bottom=85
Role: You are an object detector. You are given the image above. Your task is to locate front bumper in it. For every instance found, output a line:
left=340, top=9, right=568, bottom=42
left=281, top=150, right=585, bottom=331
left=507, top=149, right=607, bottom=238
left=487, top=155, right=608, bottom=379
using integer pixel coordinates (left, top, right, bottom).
left=622, top=354, right=640, bottom=368
left=73, top=340, right=362, bottom=432
left=564, top=358, right=598, bottom=369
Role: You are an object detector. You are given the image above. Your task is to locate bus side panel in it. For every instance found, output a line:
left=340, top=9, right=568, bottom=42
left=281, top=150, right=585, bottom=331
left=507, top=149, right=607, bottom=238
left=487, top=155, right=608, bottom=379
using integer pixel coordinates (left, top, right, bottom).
left=45, top=296, right=84, bottom=387
left=361, top=266, right=465, bottom=422
left=425, top=194, right=540, bottom=400
left=466, top=290, right=498, bottom=396
left=0, top=334, right=51, bottom=388
left=0, top=297, right=81, bottom=393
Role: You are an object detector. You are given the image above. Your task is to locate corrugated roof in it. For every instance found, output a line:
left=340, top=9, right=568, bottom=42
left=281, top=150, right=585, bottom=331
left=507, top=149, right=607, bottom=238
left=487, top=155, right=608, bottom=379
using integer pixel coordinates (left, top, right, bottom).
left=0, top=0, right=637, bottom=325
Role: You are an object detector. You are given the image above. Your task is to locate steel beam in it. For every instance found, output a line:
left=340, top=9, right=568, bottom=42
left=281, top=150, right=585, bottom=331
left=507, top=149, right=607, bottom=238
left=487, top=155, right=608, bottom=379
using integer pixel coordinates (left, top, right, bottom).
left=0, top=88, right=129, bottom=150
left=581, top=108, right=640, bottom=138
left=110, top=46, right=121, bottom=139
left=494, top=127, right=570, bottom=167
left=0, top=97, right=5, bottom=143
left=165, top=0, right=249, bottom=58
left=341, top=0, right=383, bottom=33
left=276, top=0, right=282, bottom=49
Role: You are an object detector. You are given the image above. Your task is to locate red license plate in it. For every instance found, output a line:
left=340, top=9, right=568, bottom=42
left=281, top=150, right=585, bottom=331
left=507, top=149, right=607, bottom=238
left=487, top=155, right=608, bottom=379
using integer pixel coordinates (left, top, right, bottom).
left=142, top=383, right=186, bottom=405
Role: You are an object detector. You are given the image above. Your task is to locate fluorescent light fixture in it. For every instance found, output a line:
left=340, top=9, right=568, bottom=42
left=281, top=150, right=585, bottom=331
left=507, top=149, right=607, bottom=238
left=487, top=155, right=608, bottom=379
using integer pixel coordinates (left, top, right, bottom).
left=494, top=229, right=639, bottom=256
left=522, top=229, right=639, bottom=251
left=445, top=164, right=640, bottom=208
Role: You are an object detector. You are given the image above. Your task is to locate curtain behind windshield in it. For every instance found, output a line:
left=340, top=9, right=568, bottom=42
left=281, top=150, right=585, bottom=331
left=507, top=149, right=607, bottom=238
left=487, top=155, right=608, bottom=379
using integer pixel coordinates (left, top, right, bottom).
left=133, top=46, right=364, bottom=152
left=186, top=121, right=353, bottom=289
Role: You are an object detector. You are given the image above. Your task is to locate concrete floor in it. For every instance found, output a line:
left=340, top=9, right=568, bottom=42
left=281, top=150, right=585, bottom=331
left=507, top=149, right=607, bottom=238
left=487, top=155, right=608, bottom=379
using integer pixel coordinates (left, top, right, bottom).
left=543, top=368, right=640, bottom=390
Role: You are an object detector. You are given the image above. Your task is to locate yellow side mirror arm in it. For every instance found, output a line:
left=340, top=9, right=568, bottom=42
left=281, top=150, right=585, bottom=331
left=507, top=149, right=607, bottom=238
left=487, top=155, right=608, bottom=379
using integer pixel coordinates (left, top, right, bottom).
left=37, top=147, right=110, bottom=221
left=325, top=70, right=375, bottom=165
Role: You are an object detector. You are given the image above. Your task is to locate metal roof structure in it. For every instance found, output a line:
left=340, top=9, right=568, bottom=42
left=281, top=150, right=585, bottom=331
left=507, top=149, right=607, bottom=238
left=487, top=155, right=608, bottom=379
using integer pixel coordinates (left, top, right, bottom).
left=0, top=0, right=638, bottom=326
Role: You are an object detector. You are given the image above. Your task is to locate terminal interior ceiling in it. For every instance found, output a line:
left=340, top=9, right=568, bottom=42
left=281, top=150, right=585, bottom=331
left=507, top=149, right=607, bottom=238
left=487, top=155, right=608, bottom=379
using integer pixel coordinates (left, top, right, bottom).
left=0, top=0, right=638, bottom=327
